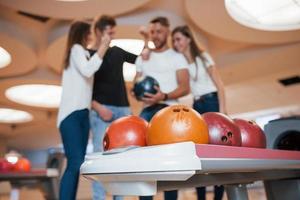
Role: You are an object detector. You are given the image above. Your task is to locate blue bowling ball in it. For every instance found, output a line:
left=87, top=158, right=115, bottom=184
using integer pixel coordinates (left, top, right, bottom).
left=133, top=76, right=159, bottom=100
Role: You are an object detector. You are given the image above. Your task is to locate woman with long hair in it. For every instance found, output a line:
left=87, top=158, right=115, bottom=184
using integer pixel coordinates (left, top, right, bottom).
left=57, top=20, right=110, bottom=200
left=172, top=25, right=226, bottom=200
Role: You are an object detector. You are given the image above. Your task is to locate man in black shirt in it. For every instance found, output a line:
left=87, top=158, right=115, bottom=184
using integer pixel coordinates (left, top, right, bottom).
left=89, top=15, right=137, bottom=200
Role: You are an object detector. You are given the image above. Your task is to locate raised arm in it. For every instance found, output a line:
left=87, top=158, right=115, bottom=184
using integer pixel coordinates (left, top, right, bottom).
left=70, top=44, right=103, bottom=78
left=207, top=65, right=227, bottom=114
left=71, top=33, right=110, bottom=78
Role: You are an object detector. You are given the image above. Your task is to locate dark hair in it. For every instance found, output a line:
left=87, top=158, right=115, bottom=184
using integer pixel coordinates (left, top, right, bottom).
left=150, top=16, right=170, bottom=27
left=94, top=15, right=116, bottom=32
left=172, top=25, right=205, bottom=81
left=64, top=21, right=91, bottom=69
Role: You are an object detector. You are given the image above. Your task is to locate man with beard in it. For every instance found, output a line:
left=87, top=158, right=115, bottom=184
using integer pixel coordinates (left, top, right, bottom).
left=134, top=16, right=190, bottom=200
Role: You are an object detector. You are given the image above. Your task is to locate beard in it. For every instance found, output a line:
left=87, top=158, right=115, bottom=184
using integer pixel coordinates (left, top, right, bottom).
left=153, top=38, right=167, bottom=50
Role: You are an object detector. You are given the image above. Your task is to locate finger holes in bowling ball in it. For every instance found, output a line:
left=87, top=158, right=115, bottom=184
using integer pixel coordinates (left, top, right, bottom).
left=248, top=120, right=254, bottom=125
left=227, top=132, right=233, bottom=138
left=173, top=109, right=180, bottom=112
left=182, top=108, right=189, bottom=112
left=221, top=136, right=228, bottom=142
left=103, top=135, right=110, bottom=151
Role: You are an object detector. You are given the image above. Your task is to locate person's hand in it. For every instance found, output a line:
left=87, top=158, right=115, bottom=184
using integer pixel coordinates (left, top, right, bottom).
left=141, top=86, right=165, bottom=105
left=130, top=88, right=137, bottom=99
left=101, top=33, right=111, bottom=48
left=97, top=33, right=111, bottom=58
left=97, top=105, right=113, bottom=122
left=141, top=48, right=151, bottom=61
left=139, top=26, right=149, bottom=39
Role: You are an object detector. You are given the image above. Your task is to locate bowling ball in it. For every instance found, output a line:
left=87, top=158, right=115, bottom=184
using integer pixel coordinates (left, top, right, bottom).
left=0, top=158, right=14, bottom=172
left=133, top=76, right=159, bottom=100
left=103, top=115, right=148, bottom=151
left=233, top=118, right=266, bottom=148
left=147, top=105, right=209, bottom=145
left=203, top=112, right=241, bottom=146
left=14, top=158, right=31, bottom=172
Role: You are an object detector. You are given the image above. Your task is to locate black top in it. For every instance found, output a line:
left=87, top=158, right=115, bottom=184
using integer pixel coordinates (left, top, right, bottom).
left=90, top=46, right=137, bottom=106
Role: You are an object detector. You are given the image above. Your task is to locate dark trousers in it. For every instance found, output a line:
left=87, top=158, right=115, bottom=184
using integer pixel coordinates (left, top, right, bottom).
left=59, top=109, right=90, bottom=200
left=139, top=104, right=177, bottom=200
left=193, top=92, right=224, bottom=200
left=139, top=103, right=168, bottom=122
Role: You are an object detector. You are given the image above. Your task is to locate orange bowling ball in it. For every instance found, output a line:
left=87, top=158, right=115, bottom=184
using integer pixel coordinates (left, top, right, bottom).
left=14, top=158, right=31, bottom=172
left=103, top=115, right=148, bottom=151
left=147, top=105, right=209, bottom=145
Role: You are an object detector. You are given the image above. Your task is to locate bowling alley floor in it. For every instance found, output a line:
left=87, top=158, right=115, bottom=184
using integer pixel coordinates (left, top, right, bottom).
left=0, top=182, right=267, bottom=200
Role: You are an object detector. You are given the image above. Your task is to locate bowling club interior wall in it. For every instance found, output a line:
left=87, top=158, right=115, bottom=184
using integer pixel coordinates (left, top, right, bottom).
left=0, top=0, right=300, bottom=152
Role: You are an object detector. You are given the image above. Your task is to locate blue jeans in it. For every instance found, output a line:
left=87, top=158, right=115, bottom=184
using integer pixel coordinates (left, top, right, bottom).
left=59, top=109, right=90, bottom=200
left=193, top=92, right=224, bottom=200
left=139, top=104, right=168, bottom=122
left=90, top=105, right=131, bottom=200
left=193, top=92, right=219, bottom=113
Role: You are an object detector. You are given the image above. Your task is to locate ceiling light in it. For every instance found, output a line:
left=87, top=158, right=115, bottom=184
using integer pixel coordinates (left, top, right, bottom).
left=5, top=84, right=62, bottom=108
left=123, top=62, right=137, bottom=82
left=0, top=108, right=33, bottom=123
left=0, top=47, right=12, bottom=69
left=225, top=0, right=300, bottom=31
left=110, top=39, right=155, bottom=82
left=111, top=39, right=155, bottom=55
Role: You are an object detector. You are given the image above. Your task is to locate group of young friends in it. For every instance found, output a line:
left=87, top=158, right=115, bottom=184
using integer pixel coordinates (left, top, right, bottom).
left=57, top=14, right=226, bottom=200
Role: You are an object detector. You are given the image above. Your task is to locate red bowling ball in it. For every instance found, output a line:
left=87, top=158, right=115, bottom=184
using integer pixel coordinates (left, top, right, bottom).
left=14, top=158, right=31, bottom=172
left=103, top=115, right=148, bottom=151
left=147, top=105, right=209, bottom=146
left=203, top=112, right=241, bottom=146
left=234, top=118, right=266, bottom=148
left=0, top=158, right=14, bottom=172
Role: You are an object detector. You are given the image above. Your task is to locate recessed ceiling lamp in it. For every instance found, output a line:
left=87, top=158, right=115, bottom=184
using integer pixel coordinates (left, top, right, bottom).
left=5, top=84, right=62, bottom=108
left=225, top=0, right=300, bottom=31
left=0, top=47, right=12, bottom=69
left=111, top=39, right=155, bottom=82
left=0, top=108, right=33, bottom=123
left=123, top=62, right=136, bottom=82
left=111, top=39, right=155, bottom=55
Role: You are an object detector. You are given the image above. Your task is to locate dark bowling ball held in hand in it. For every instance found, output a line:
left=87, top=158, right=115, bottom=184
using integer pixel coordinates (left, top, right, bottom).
left=103, top=115, right=148, bottom=151
left=147, top=105, right=209, bottom=146
left=203, top=112, right=242, bottom=146
left=133, top=76, right=159, bottom=100
left=234, top=118, right=266, bottom=148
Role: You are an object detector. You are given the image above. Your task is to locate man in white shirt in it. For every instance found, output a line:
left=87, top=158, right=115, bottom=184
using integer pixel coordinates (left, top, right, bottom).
left=135, top=16, right=190, bottom=123
left=134, top=17, right=190, bottom=200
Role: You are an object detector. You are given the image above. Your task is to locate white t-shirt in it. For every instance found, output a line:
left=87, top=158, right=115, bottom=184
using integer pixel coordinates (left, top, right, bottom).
left=189, top=52, right=217, bottom=97
left=57, top=44, right=102, bottom=127
left=135, top=49, right=188, bottom=105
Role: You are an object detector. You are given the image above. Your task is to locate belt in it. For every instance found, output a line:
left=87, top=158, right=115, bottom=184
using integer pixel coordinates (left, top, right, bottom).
left=194, top=92, right=217, bottom=101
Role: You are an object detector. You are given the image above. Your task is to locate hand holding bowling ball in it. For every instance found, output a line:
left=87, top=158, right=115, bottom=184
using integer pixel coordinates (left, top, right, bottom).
left=233, top=118, right=266, bottom=148
left=103, top=115, right=148, bottom=151
left=203, top=112, right=242, bottom=146
left=147, top=105, right=209, bottom=145
left=133, top=76, right=159, bottom=101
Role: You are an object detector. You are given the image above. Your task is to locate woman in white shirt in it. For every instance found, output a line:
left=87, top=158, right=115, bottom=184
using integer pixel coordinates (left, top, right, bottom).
left=57, top=20, right=110, bottom=200
left=172, top=25, right=226, bottom=200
